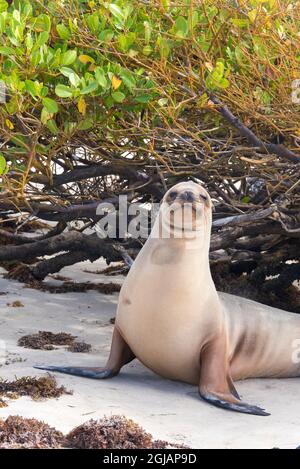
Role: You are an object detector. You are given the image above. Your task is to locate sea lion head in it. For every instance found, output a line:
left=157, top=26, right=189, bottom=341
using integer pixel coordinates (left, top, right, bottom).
left=157, top=181, right=213, bottom=239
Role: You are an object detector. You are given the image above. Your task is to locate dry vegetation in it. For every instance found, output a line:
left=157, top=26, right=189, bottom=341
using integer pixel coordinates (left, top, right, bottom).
left=0, top=414, right=188, bottom=449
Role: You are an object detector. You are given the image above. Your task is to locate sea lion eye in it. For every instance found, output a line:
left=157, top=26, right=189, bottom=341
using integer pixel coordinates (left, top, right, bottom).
left=169, top=191, right=177, bottom=200
left=200, top=194, right=208, bottom=201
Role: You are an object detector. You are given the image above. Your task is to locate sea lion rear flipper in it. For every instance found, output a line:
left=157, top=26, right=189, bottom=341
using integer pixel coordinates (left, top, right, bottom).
left=34, top=327, right=135, bottom=379
left=199, top=334, right=270, bottom=417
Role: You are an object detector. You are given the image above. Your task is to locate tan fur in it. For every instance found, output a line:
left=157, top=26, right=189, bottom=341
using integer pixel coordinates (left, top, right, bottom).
left=39, top=182, right=299, bottom=414
left=116, top=182, right=300, bottom=387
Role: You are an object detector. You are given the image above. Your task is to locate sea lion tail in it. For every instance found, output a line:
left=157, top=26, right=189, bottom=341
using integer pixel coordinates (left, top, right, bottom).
left=33, top=365, right=117, bottom=379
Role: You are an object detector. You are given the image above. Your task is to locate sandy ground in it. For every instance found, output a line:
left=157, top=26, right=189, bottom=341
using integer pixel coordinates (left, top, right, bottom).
left=0, top=260, right=300, bottom=449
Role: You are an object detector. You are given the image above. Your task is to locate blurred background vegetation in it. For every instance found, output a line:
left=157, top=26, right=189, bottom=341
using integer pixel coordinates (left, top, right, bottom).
left=0, top=0, right=299, bottom=311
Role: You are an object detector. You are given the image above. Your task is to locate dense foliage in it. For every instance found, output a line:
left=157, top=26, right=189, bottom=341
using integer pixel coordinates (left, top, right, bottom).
left=0, top=1, right=299, bottom=311
left=0, top=0, right=299, bottom=194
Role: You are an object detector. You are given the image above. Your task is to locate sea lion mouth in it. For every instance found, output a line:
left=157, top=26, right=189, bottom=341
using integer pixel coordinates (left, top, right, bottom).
left=167, top=204, right=204, bottom=234
left=168, top=199, right=202, bottom=211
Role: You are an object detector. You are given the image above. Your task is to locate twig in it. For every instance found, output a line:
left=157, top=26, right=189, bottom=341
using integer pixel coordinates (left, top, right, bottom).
left=209, top=94, right=300, bottom=164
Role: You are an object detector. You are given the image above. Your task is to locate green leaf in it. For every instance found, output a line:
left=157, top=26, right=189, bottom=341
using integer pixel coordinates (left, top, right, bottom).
left=231, top=18, right=249, bottom=28
left=157, top=38, right=170, bottom=59
left=42, top=97, right=58, bottom=113
left=0, top=46, right=15, bottom=56
left=0, top=153, right=7, bottom=175
left=134, top=94, right=152, bottom=103
left=56, top=23, right=71, bottom=40
left=80, top=81, right=99, bottom=95
left=41, top=107, right=52, bottom=124
left=158, top=98, right=168, bottom=107
left=144, top=21, right=151, bottom=43
left=64, top=121, right=76, bottom=134
left=46, top=119, right=59, bottom=135
left=77, top=118, right=93, bottom=130
left=112, top=91, right=126, bottom=103
left=36, top=31, right=49, bottom=47
left=25, top=79, right=38, bottom=98
left=55, top=84, right=73, bottom=98
left=174, top=16, right=188, bottom=38
left=119, top=70, right=136, bottom=90
left=217, top=78, right=230, bottom=89
left=25, top=32, right=33, bottom=50
left=86, top=13, right=99, bottom=33
left=60, top=67, right=80, bottom=87
left=10, top=135, right=29, bottom=150
left=235, top=46, right=247, bottom=65
left=118, top=32, right=135, bottom=52
left=0, top=0, right=8, bottom=14
left=60, top=50, right=77, bottom=66
left=0, top=13, right=5, bottom=34
left=41, top=86, right=49, bottom=97
left=109, top=4, right=124, bottom=23
left=142, top=45, right=152, bottom=56
left=33, top=14, right=51, bottom=32
left=95, top=67, right=108, bottom=88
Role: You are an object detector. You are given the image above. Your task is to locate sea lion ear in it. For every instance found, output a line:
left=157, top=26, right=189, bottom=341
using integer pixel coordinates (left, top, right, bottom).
left=211, top=201, right=216, bottom=212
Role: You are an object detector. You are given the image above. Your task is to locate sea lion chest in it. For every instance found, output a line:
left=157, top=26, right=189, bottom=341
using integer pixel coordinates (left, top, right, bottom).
left=116, top=240, right=219, bottom=384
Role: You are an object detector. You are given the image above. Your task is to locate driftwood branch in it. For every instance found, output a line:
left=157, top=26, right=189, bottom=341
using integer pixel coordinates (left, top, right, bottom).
left=210, top=94, right=300, bottom=164
left=31, top=164, right=152, bottom=188
left=0, top=231, right=86, bottom=261
left=0, top=221, right=66, bottom=244
left=212, top=206, right=275, bottom=229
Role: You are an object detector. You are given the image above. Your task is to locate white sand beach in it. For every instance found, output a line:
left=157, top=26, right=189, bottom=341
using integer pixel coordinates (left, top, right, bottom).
left=1, top=260, right=300, bottom=449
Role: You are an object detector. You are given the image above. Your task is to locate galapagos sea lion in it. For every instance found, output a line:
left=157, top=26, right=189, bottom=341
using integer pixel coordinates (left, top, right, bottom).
left=35, top=181, right=300, bottom=416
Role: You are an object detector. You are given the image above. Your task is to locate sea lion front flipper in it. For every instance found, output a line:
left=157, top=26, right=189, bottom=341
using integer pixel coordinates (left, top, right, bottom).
left=34, top=326, right=135, bottom=379
left=199, top=334, right=270, bottom=416
left=199, top=391, right=270, bottom=416
left=227, top=375, right=240, bottom=400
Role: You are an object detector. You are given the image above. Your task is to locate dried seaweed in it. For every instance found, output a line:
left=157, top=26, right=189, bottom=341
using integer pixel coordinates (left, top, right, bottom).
left=84, top=264, right=128, bottom=276
left=0, top=375, right=72, bottom=404
left=18, top=330, right=92, bottom=353
left=0, top=415, right=187, bottom=449
left=67, top=342, right=92, bottom=353
left=7, top=300, right=24, bottom=307
left=18, top=331, right=76, bottom=350
left=0, top=416, right=64, bottom=449
left=26, top=280, right=121, bottom=295
left=66, top=415, right=187, bottom=449
left=66, top=416, right=153, bottom=449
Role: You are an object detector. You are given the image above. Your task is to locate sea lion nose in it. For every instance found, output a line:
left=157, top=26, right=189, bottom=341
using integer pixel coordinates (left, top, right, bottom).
left=180, top=190, right=195, bottom=202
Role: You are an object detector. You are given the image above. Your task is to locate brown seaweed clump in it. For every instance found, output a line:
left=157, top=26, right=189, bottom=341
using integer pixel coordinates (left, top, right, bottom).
left=67, top=342, right=92, bottom=353
left=0, top=375, right=72, bottom=403
left=0, top=416, right=64, bottom=449
left=18, top=331, right=76, bottom=350
left=66, top=415, right=188, bottom=449
left=18, top=330, right=92, bottom=353
left=84, top=263, right=128, bottom=276
left=0, top=398, right=7, bottom=408
left=66, top=416, right=153, bottom=449
left=8, top=300, right=24, bottom=307
left=27, top=280, right=121, bottom=295
left=0, top=415, right=187, bottom=449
